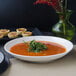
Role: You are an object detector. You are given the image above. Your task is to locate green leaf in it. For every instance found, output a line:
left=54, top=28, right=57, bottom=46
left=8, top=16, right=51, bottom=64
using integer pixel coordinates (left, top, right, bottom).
left=28, top=40, right=48, bottom=53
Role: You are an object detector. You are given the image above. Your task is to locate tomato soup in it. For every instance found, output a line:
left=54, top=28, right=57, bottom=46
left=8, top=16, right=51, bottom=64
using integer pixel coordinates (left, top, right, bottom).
left=10, top=41, right=66, bottom=56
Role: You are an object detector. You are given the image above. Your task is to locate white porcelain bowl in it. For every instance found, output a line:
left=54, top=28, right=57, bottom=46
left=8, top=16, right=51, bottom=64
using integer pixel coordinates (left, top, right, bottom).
left=4, top=36, right=73, bottom=63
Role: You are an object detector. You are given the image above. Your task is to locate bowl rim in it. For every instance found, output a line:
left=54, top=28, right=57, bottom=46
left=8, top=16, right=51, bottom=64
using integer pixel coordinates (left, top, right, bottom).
left=4, top=36, right=73, bottom=58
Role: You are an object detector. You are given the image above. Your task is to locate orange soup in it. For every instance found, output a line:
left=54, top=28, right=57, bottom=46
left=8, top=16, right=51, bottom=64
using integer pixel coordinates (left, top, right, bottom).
left=10, top=41, right=66, bottom=56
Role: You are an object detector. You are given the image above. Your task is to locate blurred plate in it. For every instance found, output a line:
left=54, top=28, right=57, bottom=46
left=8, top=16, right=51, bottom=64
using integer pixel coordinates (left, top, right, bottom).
left=0, top=52, right=10, bottom=74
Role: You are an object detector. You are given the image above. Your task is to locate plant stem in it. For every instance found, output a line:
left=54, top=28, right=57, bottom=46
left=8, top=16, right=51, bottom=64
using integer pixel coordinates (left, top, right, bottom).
left=60, top=0, right=64, bottom=12
left=63, top=21, right=66, bottom=35
left=65, top=0, right=67, bottom=11
left=63, top=0, right=67, bottom=36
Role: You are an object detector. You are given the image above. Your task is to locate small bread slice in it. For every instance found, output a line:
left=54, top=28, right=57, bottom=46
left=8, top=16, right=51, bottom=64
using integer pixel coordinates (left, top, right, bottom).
left=22, top=31, right=32, bottom=37
left=0, top=29, right=10, bottom=36
left=16, top=28, right=27, bottom=35
left=8, top=32, right=18, bottom=38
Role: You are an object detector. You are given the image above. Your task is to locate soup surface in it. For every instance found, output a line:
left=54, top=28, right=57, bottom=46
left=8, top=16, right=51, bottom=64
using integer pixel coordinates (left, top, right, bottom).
left=10, top=41, right=66, bottom=56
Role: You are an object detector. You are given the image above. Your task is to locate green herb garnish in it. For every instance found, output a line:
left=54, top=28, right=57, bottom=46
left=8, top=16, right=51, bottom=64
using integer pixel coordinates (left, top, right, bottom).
left=23, top=40, right=48, bottom=53
left=28, top=40, right=48, bottom=53
left=23, top=40, right=27, bottom=44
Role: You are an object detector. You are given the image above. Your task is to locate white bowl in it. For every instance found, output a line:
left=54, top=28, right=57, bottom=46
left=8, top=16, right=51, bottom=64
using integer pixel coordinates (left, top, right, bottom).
left=4, top=36, right=73, bottom=63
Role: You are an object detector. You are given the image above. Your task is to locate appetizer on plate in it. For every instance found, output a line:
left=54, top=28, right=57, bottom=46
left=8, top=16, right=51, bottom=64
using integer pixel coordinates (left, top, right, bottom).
left=0, top=28, right=32, bottom=39
left=22, top=31, right=32, bottom=37
left=0, top=29, right=10, bottom=36
left=8, top=32, right=18, bottom=38
left=16, top=28, right=27, bottom=35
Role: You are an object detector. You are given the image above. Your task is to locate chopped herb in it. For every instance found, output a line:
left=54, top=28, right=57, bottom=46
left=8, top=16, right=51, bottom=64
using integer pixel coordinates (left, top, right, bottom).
left=23, top=40, right=27, bottom=44
left=28, top=40, right=48, bottom=53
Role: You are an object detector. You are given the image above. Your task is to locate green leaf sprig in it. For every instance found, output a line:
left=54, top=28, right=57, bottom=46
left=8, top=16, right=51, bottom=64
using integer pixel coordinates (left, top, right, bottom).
left=23, top=40, right=48, bottom=53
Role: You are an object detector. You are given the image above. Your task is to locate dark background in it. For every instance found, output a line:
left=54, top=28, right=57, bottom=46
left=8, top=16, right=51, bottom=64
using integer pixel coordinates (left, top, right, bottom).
left=0, top=0, right=76, bottom=31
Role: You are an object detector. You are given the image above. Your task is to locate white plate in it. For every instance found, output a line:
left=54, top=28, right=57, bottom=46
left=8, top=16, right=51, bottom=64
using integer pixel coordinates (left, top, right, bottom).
left=4, top=36, right=73, bottom=63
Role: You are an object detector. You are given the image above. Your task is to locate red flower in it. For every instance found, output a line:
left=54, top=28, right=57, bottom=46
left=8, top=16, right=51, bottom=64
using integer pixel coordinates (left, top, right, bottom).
left=34, top=0, right=63, bottom=12
left=34, top=0, right=52, bottom=6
